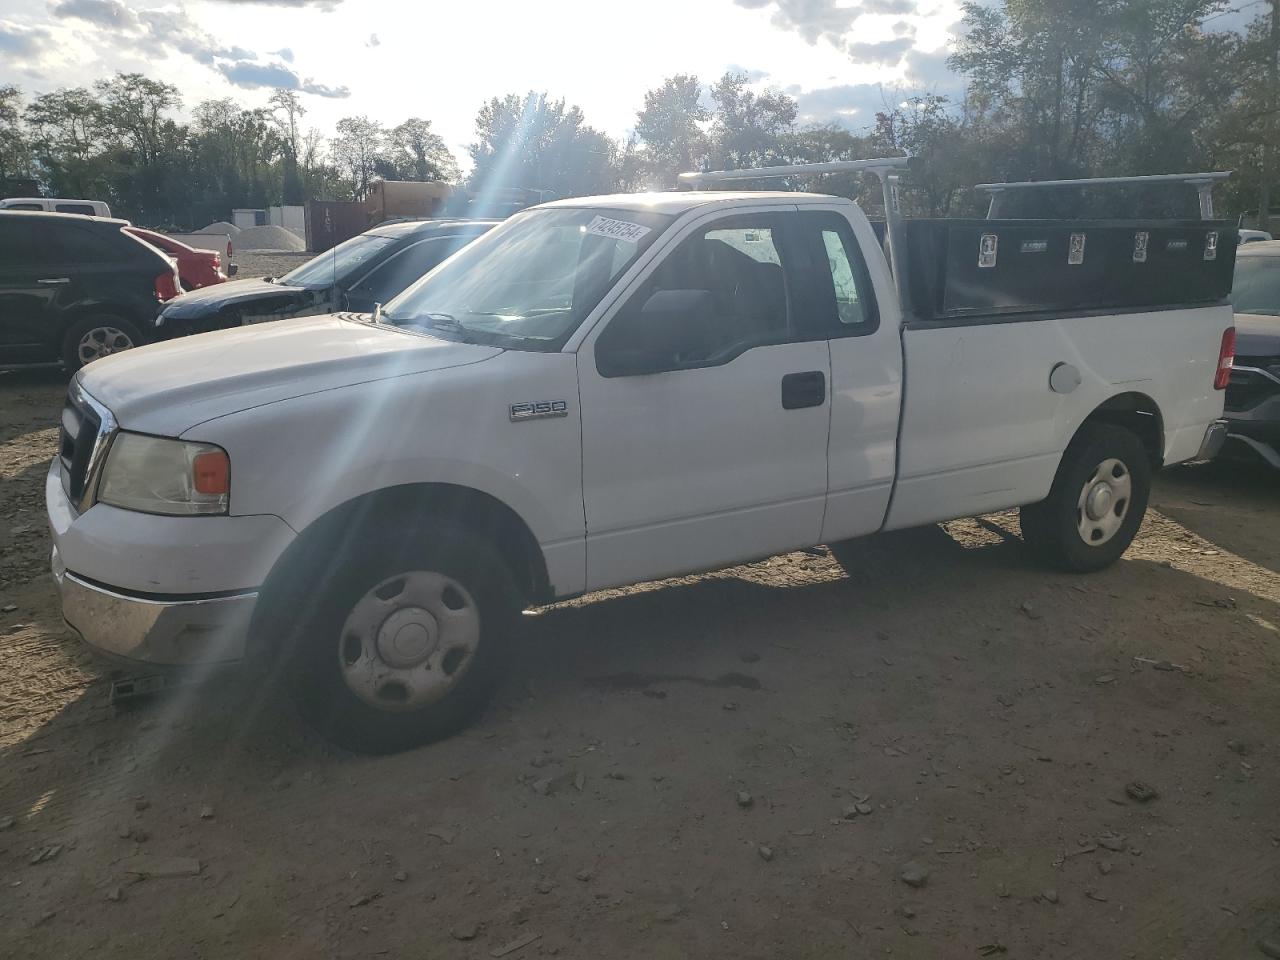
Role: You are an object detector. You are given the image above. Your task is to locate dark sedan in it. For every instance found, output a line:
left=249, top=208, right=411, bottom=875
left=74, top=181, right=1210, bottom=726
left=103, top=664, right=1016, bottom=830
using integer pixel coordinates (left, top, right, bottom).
left=1224, top=240, right=1280, bottom=468
left=154, top=218, right=496, bottom=339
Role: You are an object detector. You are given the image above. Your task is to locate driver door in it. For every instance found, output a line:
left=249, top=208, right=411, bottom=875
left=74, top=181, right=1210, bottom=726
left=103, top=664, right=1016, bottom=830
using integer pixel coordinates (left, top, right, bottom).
left=577, top=210, right=832, bottom=591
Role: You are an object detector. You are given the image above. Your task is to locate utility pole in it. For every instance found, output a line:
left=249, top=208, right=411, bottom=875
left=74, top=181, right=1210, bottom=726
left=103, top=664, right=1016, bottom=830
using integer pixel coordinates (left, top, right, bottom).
left=1261, top=0, right=1279, bottom=230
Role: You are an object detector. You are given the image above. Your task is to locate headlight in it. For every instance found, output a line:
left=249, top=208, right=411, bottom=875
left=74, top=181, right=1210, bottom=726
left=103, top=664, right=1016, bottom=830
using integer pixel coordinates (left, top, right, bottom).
left=97, top=432, right=230, bottom=516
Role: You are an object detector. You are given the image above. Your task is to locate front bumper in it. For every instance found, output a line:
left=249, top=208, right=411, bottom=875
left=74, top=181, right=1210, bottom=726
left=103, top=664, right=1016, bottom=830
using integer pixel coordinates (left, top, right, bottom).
left=53, top=545, right=256, bottom=666
left=1221, top=363, right=1280, bottom=468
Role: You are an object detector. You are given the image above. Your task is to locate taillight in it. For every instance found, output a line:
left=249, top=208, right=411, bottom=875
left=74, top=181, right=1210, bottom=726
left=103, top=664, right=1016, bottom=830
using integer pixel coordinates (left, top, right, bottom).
left=1214, top=327, right=1235, bottom=390
left=154, top=271, right=179, bottom=302
left=227, top=240, right=233, bottom=258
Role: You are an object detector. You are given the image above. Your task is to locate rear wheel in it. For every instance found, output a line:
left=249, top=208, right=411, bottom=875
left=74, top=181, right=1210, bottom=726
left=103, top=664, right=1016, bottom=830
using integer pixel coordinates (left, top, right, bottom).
left=1020, top=422, right=1151, bottom=572
left=62, top=314, right=144, bottom=371
left=290, top=520, right=519, bottom=754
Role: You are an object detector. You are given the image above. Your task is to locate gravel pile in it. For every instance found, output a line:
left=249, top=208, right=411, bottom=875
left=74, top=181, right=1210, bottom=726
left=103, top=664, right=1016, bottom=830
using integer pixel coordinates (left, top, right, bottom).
left=234, top=224, right=306, bottom=252
left=197, top=219, right=240, bottom=235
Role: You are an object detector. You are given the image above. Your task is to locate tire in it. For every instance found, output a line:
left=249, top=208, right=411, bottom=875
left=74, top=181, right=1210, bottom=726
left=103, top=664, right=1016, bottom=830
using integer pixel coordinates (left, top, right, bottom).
left=61, top=314, right=145, bottom=371
left=1020, top=422, right=1152, bottom=572
left=289, top=519, right=520, bottom=754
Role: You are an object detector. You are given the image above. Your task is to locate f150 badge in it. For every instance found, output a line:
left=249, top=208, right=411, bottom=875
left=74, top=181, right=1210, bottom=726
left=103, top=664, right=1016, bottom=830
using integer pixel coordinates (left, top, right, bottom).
left=510, top=400, right=568, bottom=422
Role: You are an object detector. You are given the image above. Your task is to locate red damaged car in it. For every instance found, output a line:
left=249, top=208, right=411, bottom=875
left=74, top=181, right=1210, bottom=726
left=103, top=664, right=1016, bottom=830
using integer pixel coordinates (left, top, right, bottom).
left=124, top=226, right=235, bottom=291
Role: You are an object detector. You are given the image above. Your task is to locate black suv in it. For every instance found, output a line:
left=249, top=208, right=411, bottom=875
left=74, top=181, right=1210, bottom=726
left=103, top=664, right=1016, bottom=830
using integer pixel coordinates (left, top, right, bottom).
left=154, top=218, right=497, bottom=337
left=0, top=211, right=180, bottom=371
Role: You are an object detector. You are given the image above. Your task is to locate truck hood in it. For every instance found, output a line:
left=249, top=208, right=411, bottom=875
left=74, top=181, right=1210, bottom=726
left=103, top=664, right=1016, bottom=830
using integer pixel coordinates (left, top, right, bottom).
left=79, top=314, right=502, bottom=436
left=159, top=276, right=320, bottom=320
left=1235, top=313, right=1280, bottom=358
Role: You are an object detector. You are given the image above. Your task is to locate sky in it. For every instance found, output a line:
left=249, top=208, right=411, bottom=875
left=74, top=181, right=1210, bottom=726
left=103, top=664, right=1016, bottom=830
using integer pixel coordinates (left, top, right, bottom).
left=0, top=0, right=967, bottom=164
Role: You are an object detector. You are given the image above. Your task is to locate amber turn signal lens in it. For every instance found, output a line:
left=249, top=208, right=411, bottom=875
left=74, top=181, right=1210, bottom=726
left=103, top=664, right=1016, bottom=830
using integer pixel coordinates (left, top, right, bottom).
left=192, top=450, right=230, bottom=495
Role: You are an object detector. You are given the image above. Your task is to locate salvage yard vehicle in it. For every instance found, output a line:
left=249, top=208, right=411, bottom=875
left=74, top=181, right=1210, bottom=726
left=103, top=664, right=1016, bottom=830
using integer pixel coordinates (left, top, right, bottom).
left=124, top=226, right=236, bottom=290
left=152, top=218, right=496, bottom=338
left=0, top=196, right=113, bottom=217
left=47, top=160, right=1237, bottom=752
left=0, top=210, right=181, bottom=371
left=1224, top=239, right=1280, bottom=468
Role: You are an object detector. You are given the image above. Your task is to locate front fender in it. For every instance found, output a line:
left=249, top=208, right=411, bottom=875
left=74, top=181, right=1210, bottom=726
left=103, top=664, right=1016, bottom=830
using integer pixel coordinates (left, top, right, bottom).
left=183, top=351, right=587, bottom=595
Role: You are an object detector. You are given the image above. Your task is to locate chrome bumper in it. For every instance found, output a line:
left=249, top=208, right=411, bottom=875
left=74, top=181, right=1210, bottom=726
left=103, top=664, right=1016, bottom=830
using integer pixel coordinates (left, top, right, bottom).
left=1194, top=419, right=1229, bottom=461
left=53, top=546, right=255, bottom=667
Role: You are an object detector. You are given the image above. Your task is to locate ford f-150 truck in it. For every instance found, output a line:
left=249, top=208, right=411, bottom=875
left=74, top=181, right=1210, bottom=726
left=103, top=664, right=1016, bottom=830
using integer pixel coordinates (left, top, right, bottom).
left=46, top=159, right=1238, bottom=752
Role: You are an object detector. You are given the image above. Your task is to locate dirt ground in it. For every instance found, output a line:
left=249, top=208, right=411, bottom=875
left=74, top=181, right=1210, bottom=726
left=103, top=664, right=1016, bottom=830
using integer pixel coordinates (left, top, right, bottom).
left=1, top=363, right=1278, bottom=960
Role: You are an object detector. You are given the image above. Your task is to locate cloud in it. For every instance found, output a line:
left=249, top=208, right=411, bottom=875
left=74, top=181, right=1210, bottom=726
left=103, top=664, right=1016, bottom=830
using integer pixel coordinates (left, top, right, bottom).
left=845, top=36, right=914, bottom=63
left=735, top=0, right=858, bottom=47
left=49, top=0, right=138, bottom=29
left=217, top=59, right=350, bottom=98
left=794, top=82, right=892, bottom=128
left=863, top=0, right=915, bottom=13
left=204, top=0, right=343, bottom=7
left=0, top=21, right=50, bottom=62
left=903, top=47, right=959, bottom=90
left=725, top=63, right=770, bottom=82
left=734, top=0, right=922, bottom=64
left=272, top=47, right=294, bottom=61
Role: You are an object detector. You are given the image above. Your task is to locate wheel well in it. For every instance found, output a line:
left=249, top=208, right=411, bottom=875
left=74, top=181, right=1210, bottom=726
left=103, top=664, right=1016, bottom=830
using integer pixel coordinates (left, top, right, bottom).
left=60, top=304, right=146, bottom=345
left=251, top=484, right=551, bottom=657
left=1079, top=392, right=1164, bottom=466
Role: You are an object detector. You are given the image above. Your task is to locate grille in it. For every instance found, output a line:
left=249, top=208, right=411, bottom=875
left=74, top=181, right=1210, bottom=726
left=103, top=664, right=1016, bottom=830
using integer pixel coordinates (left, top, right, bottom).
left=58, top=387, right=113, bottom=510
left=1225, top=358, right=1280, bottom=413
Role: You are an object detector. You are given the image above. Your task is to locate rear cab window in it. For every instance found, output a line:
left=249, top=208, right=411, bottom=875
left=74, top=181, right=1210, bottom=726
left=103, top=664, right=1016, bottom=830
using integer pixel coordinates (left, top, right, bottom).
left=797, top=210, right=879, bottom=336
left=54, top=203, right=97, bottom=216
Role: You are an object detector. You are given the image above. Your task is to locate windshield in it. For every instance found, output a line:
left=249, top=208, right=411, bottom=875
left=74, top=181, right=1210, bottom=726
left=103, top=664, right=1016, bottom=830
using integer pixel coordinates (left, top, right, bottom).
left=381, top=207, right=673, bottom=349
left=279, top=233, right=396, bottom=288
left=1231, top=255, right=1280, bottom=317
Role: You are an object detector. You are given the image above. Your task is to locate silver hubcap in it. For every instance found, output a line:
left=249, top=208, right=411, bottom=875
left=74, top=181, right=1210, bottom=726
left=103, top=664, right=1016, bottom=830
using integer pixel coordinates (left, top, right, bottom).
left=1076, top=457, right=1132, bottom=546
left=78, top=326, right=134, bottom=364
left=339, top=571, right=480, bottom=712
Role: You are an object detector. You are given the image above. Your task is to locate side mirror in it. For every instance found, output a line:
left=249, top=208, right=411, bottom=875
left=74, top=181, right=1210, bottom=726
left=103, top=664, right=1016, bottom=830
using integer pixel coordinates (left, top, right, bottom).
left=597, top=288, right=716, bottom=377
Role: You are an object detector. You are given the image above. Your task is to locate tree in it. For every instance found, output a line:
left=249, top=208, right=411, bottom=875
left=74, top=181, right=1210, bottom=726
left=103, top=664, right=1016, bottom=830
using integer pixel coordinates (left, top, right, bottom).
left=634, top=74, right=709, bottom=187
left=707, top=72, right=797, bottom=170
left=188, top=99, right=283, bottom=219
left=950, top=0, right=1237, bottom=181
left=331, top=115, right=386, bottom=200
left=469, top=92, right=620, bottom=198
left=389, top=117, right=459, bottom=182
left=25, top=87, right=109, bottom=198
left=866, top=95, right=987, bottom=216
left=270, top=88, right=307, bottom=204
left=786, top=123, right=874, bottom=200
left=0, top=85, right=33, bottom=183
left=95, top=73, right=181, bottom=167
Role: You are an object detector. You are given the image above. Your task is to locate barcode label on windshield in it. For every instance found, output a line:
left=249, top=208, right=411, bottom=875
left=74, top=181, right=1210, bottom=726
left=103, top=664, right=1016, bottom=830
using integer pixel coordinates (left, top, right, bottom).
left=585, top=216, right=651, bottom=243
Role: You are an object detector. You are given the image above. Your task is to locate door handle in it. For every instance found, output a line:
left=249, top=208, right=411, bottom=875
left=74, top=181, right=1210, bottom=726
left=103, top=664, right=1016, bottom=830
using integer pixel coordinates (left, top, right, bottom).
left=38, top=278, right=71, bottom=285
left=781, top=370, right=826, bottom=410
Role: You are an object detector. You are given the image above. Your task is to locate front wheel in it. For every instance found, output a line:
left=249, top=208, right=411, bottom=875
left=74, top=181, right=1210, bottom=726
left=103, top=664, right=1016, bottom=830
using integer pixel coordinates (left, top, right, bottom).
left=290, top=520, right=519, bottom=753
left=1020, top=423, right=1152, bottom=572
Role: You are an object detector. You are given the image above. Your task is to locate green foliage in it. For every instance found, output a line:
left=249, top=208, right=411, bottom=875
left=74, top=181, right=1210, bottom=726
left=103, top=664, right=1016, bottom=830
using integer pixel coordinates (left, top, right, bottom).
left=389, top=118, right=460, bottom=184
left=468, top=92, right=620, bottom=199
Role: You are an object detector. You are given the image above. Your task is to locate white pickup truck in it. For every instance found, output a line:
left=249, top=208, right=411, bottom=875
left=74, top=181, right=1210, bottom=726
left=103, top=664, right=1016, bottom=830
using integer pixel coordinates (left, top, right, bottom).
left=46, top=159, right=1238, bottom=752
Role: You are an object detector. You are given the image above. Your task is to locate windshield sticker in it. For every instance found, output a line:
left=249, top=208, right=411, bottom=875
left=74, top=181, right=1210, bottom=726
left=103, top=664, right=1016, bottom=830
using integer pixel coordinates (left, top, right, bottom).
left=585, top=216, right=652, bottom=243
